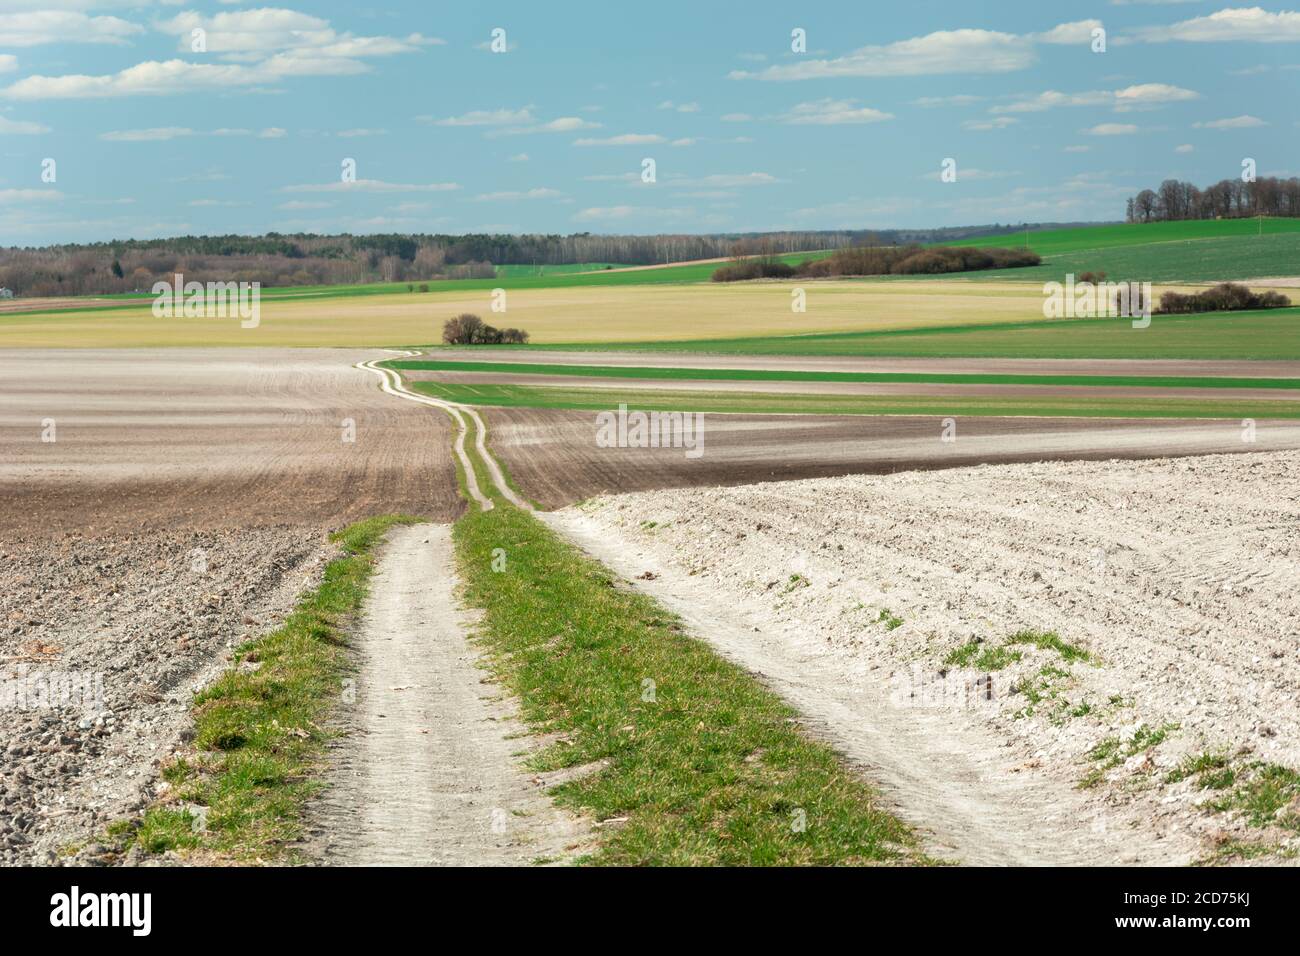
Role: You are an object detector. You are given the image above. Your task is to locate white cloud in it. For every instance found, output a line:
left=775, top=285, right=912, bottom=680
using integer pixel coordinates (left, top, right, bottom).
left=337, top=128, right=386, bottom=137
left=720, top=112, right=751, bottom=122
left=570, top=204, right=695, bottom=222
left=1064, top=145, right=1092, bottom=152
left=962, top=116, right=1018, bottom=130
left=4, top=60, right=273, bottom=100
left=282, top=179, right=460, bottom=193
left=492, top=116, right=600, bottom=136
left=1175, top=143, right=1195, bottom=152
left=0, top=11, right=142, bottom=47
left=1113, top=82, right=1200, bottom=110
left=1035, top=20, right=1106, bottom=44
left=572, top=205, right=637, bottom=221
left=779, top=98, right=894, bottom=124
left=1083, top=122, right=1140, bottom=134
left=188, top=199, right=248, bottom=208
left=0, top=55, right=16, bottom=74
left=573, top=133, right=666, bottom=146
left=913, top=94, right=985, bottom=107
left=2, top=11, right=440, bottom=100
left=473, top=188, right=564, bottom=201
left=0, top=188, right=62, bottom=203
left=429, top=108, right=534, bottom=127
left=101, top=126, right=194, bottom=141
left=0, top=114, right=49, bottom=134
left=668, top=173, right=780, bottom=188
left=992, top=90, right=1112, bottom=113
left=507, top=152, right=528, bottom=162
left=277, top=200, right=332, bottom=210
left=730, top=29, right=1036, bottom=80
left=992, top=83, right=1197, bottom=114
left=160, top=10, right=442, bottom=58
left=1193, top=114, right=1267, bottom=128
left=922, top=167, right=1017, bottom=181
left=100, top=126, right=287, bottom=142
left=657, top=100, right=701, bottom=112
left=1133, top=7, right=1300, bottom=43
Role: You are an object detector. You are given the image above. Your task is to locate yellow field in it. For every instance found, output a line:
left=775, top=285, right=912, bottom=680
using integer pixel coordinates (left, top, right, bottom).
left=0, top=280, right=1063, bottom=348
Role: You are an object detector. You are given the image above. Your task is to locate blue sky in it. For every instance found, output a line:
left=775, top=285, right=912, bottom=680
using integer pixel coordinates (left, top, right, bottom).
left=1, top=1, right=1298, bottom=243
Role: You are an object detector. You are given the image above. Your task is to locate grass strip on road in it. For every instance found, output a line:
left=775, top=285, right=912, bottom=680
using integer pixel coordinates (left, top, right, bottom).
left=389, top=358, right=1300, bottom=391
left=105, top=515, right=421, bottom=862
left=413, top=380, right=1300, bottom=421
left=454, top=501, right=930, bottom=865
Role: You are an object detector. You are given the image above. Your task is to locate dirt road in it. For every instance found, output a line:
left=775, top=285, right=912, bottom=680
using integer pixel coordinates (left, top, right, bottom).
left=309, top=524, right=581, bottom=865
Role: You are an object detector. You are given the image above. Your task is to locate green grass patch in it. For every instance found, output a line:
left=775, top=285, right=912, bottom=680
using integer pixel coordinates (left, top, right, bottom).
left=387, top=358, right=1300, bottom=391
left=944, top=640, right=1021, bottom=671
left=106, top=514, right=422, bottom=862
left=453, top=502, right=931, bottom=865
left=1005, top=630, right=1091, bottom=663
left=1165, top=751, right=1232, bottom=787
left=411, top=380, right=1300, bottom=421
left=1207, top=762, right=1300, bottom=829
left=948, top=630, right=1088, bottom=673
left=1080, top=722, right=1178, bottom=789
left=876, top=608, right=904, bottom=631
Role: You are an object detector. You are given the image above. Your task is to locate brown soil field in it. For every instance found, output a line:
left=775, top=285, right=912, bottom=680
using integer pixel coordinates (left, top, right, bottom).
left=0, top=348, right=461, bottom=536
left=485, top=406, right=1300, bottom=509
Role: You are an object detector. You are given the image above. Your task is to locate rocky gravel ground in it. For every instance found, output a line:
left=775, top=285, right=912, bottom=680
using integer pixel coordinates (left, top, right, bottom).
left=569, top=450, right=1300, bottom=864
left=0, top=527, right=332, bottom=865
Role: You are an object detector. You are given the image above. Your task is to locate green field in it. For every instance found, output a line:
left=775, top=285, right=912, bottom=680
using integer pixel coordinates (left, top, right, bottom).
left=11, top=219, right=1300, bottom=322
left=953, top=218, right=1300, bottom=255
left=412, top=380, right=1300, bottom=420
left=514, top=308, right=1300, bottom=361
left=388, top=358, right=1300, bottom=390
left=494, top=262, right=628, bottom=277
left=970, top=232, right=1300, bottom=284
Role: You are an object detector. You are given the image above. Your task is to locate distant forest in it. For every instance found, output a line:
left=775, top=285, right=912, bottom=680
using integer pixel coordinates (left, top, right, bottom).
left=1125, top=175, right=1300, bottom=223
left=0, top=222, right=1092, bottom=297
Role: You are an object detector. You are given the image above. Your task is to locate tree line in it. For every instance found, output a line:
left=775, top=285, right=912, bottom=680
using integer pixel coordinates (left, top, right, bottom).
left=1125, top=176, right=1300, bottom=223
left=0, top=231, right=846, bottom=297
left=0, top=223, right=1088, bottom=298
left=712, top=244, right=1041, bottom=281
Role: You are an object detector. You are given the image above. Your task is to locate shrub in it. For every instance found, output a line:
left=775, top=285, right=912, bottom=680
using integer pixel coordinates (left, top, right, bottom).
left=889, top=246, right=1040, bottom=274
left=442, top=313, right=530, bottom=345
left=1078, top=270, right=1107, bottom=284
left=1158, top=282, right=1292, bottom=315
left=711, top=259, right=797, bottom=282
